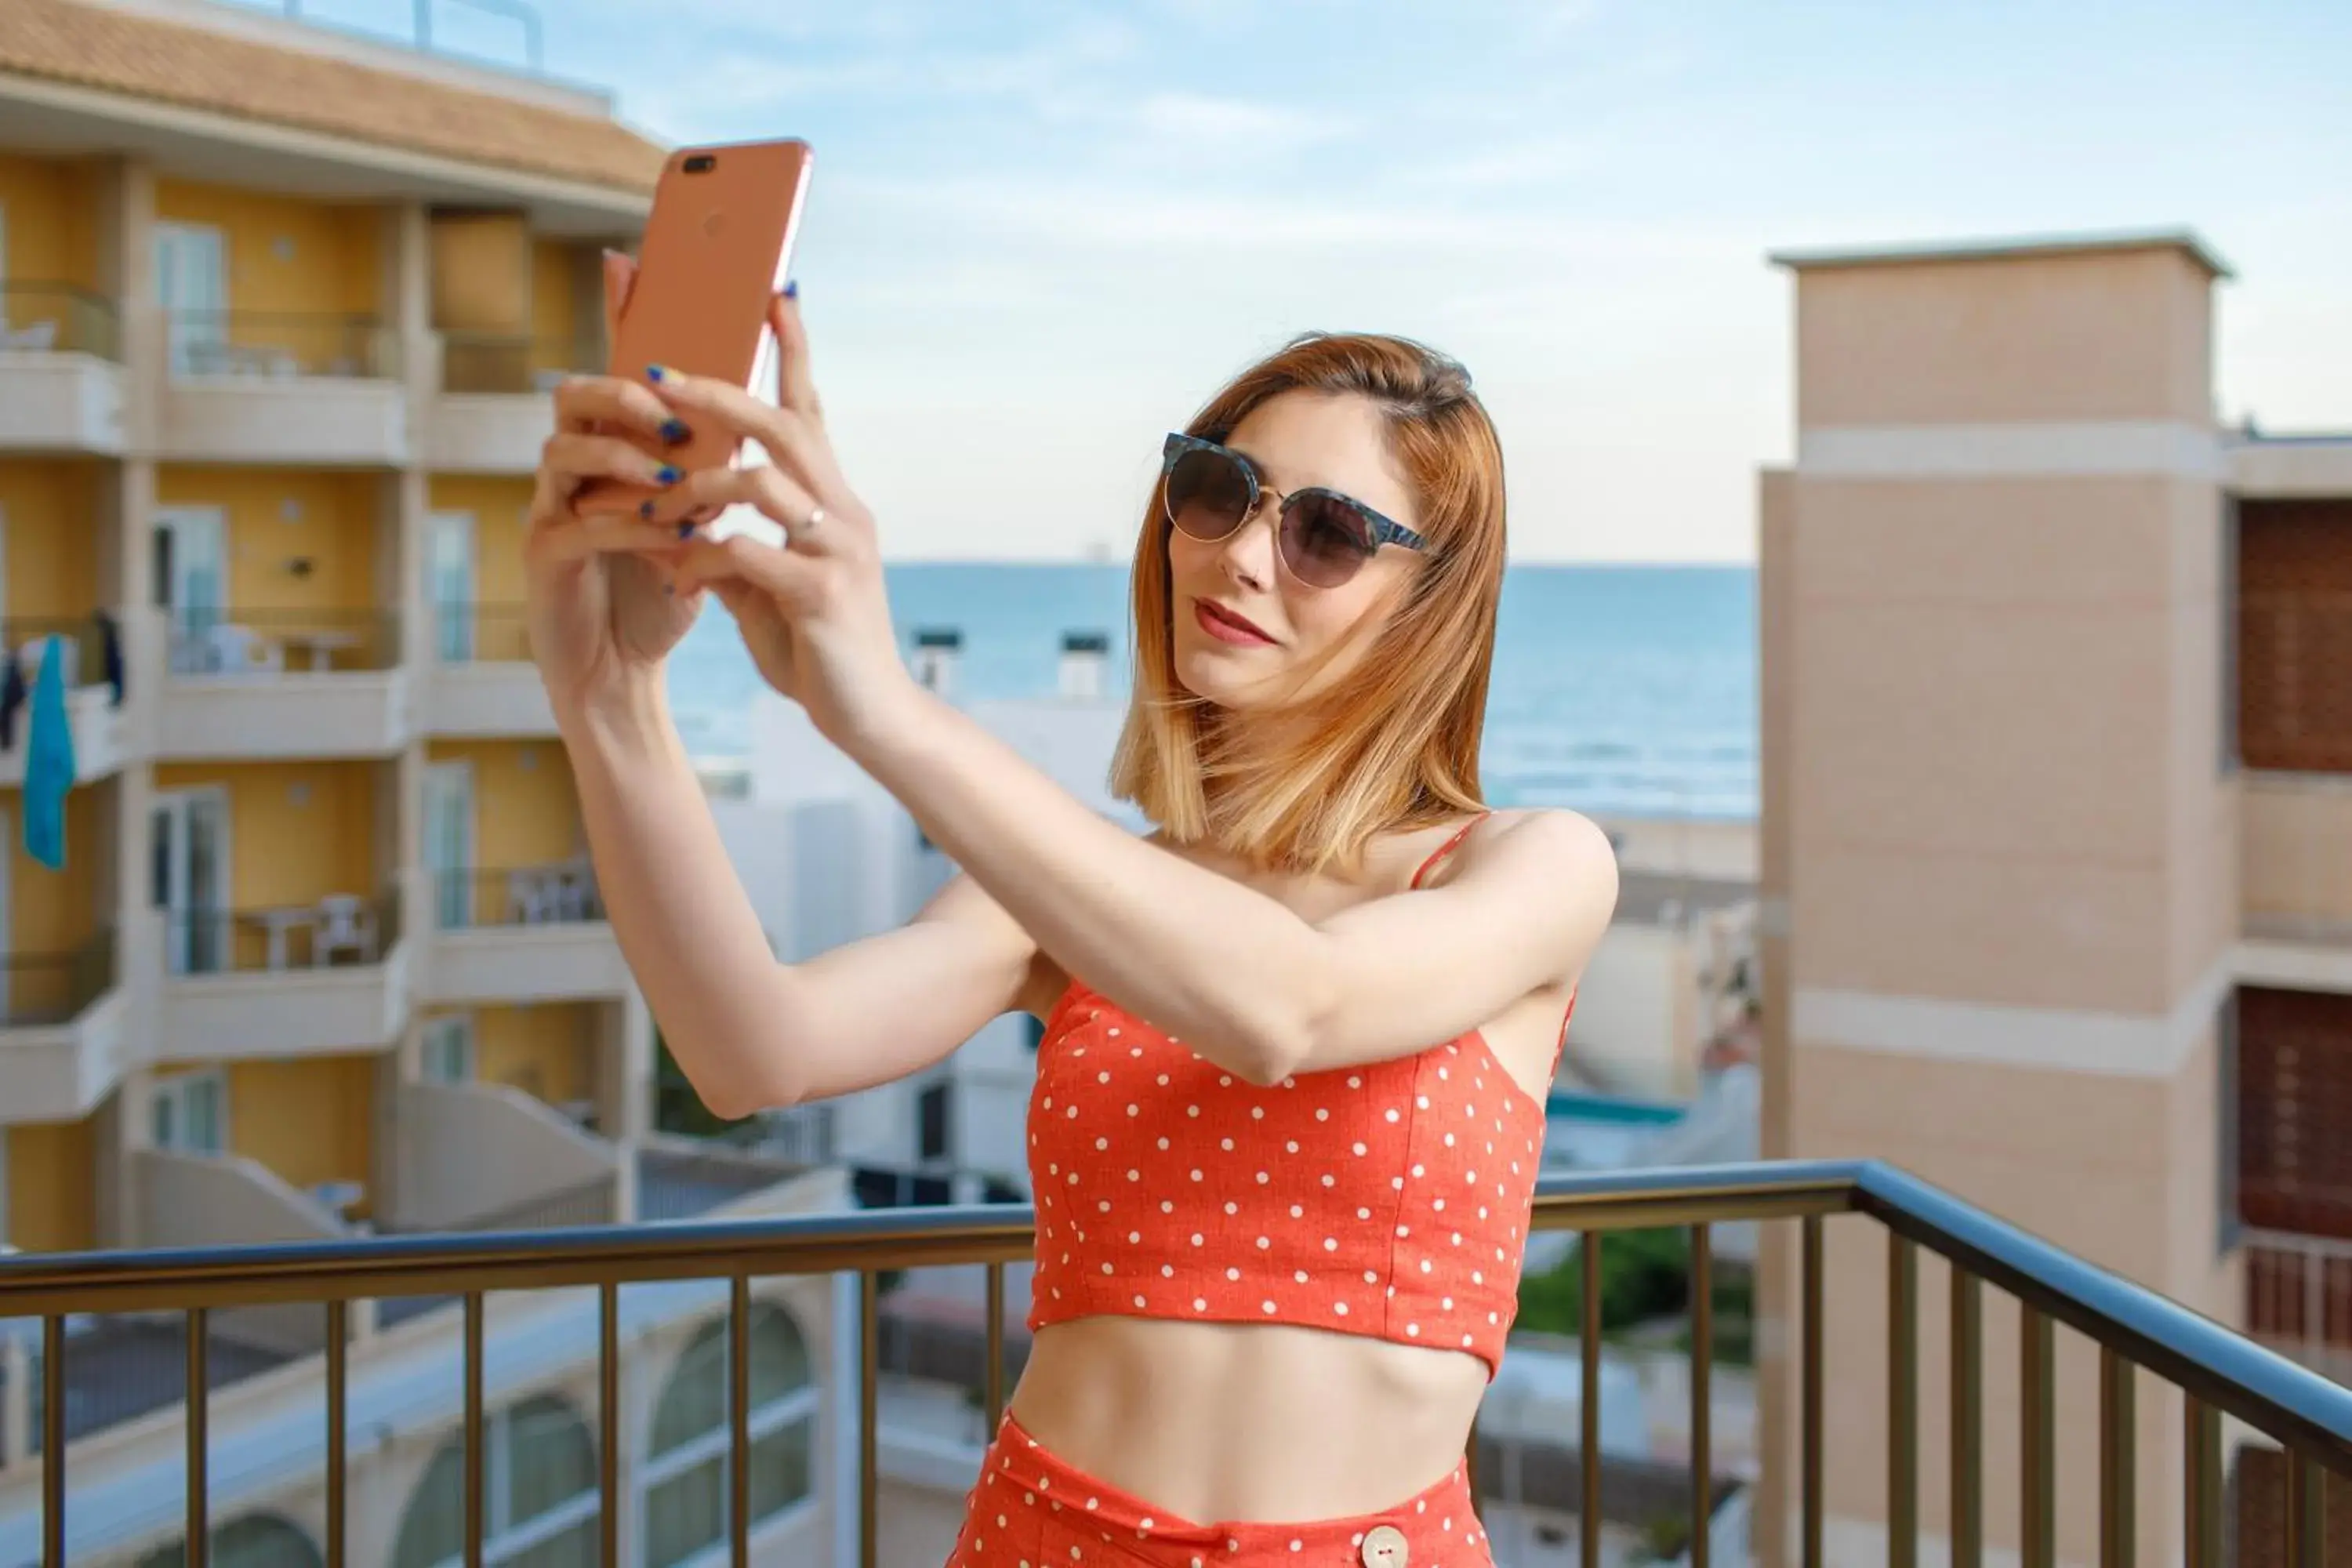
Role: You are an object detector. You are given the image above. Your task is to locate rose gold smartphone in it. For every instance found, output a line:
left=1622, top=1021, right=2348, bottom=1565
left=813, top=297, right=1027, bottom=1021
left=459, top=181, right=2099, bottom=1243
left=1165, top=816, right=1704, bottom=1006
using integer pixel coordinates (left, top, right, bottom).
left=584, top=137, right=812, bottom=537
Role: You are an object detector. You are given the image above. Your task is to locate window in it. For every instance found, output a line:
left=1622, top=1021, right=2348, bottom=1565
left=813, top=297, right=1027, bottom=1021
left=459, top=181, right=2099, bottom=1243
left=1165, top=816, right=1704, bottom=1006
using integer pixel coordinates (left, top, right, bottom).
left=136, top=1512, right=322, bottom=1568
left=643, top=1304, right=816, bottom=1566
left=422, top=1014, right=477, bottom=1084
left=151, top=1071, right=226, bottom=1155
left=391, top=1394, right=597, bottom=1568
left=917, top=1081, right=952, bottom=1163
left=2220, top=989, right=2241, bottom=1253
left=2221, top=495, right=2240, bottom=777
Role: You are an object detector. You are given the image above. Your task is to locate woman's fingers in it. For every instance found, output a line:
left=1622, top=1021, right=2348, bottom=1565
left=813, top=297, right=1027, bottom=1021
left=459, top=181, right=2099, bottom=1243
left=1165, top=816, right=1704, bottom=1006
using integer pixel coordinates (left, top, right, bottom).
left=539, top=431, right=686, bottom=499
left=631, top=460, right=837, bottom=550
left=601, top=249, right=637, bottom=350
left=771, top=289, right=822, bottom=420
left=642, top=365, right=844, bottom=501
left=552, top=373, right=681, bottom=442
left=673, top=530, right=821, bottom=600
left=532, top=512, right=689, bottom=566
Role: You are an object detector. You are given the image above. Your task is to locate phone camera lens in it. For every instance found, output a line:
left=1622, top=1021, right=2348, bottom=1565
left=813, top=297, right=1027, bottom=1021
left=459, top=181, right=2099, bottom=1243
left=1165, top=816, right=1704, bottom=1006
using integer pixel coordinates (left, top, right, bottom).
left=683, top=154, right=717, bottom=173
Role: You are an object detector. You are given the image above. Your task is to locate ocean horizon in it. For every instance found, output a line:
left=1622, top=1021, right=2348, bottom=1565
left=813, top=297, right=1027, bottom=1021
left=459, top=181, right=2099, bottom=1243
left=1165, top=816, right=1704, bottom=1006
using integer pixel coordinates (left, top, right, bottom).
left=668, top=562, right=1759, bottom=822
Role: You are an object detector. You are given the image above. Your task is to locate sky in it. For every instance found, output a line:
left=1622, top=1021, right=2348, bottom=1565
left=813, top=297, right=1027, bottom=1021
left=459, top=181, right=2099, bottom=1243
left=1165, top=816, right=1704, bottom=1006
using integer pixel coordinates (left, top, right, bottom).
left=359, top=0, right=2347, bottom=561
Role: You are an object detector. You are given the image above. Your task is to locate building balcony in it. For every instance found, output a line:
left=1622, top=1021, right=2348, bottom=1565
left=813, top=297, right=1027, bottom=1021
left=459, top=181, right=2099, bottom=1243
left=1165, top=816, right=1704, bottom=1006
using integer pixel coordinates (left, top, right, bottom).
left=421, top=603, right=557, bottom=735
left=158, top=611, right=412, bottom=760
left=0, top=285, right=125, bottom=455
left=2231, top=432, right=2352, bottom=499
left=1, top=1161, right=2346, bottom=1568
left=0, top=932, right=125, bottom=1125
left=156, top=313, right=408, bottom=466
left=0, top=618, right=131, bottom=785
left=419, top=862, right=625, bottom=1004
left=155, top=895, right=410, bottom=1061
left=422, top=333, right=595, bottom=474
left=384, top=1080, right=622, bottom=1236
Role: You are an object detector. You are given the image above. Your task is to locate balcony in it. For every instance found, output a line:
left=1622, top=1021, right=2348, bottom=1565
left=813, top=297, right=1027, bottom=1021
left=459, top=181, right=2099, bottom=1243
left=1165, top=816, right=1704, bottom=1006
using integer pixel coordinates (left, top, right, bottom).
left=0, top=285, right=125, bottom=454
left=156, top=313, right=407, bottom=466
left=386, top=1080, right=622, bottom=1236
left=0, top=933, right=125, bottom=1123
left=0, top=618, right=132, bottom=786
left=423, top=333, right=594, bottom=474
left=421, top=603, right=558, bottom=735
left=420, top=862, right=626, bottom=1004
left=156, top=895, right=410, bottom=1062
left=158, top=610, right=412, bottom=760
left=1, top=1161, right=2347, bottom=1568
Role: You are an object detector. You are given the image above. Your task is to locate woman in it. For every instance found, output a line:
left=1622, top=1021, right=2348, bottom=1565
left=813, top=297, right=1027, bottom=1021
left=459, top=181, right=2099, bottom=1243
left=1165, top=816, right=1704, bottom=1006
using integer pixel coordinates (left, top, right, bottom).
left=524, top=255, right=1620, bottom=1568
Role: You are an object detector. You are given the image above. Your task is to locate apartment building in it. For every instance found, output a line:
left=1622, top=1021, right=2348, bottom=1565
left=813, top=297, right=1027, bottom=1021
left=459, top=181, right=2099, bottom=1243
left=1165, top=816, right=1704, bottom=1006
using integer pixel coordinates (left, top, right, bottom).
left=1755, top=229, right=2352, bottom=1566
left=0, top=4, right=856, bottom=1564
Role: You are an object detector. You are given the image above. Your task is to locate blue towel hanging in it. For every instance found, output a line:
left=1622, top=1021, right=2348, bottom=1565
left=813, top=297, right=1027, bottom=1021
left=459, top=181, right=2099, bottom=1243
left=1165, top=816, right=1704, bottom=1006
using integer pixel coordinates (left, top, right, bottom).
left=24, top=635, right=77, bottom=869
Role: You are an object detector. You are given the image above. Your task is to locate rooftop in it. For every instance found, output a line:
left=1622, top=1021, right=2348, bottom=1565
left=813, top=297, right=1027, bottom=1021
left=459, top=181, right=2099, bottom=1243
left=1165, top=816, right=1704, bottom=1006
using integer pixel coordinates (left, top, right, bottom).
left=1767, top=226, right=2234, bottom=281
left=0, top=0, right=665, bottom=199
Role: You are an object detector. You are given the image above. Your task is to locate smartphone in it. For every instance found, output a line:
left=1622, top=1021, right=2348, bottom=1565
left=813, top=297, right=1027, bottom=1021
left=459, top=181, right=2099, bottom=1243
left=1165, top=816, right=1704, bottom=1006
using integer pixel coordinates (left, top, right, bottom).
left=586, top=137, right=812, bottom=541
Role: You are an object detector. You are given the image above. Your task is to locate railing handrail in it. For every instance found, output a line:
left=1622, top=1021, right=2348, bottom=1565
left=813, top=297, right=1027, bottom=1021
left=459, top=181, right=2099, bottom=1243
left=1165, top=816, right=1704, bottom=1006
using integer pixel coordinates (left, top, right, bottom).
left=5, top=1157, right=2349, bottom=1467
left=165, top=606, right=394, bottom=622
left=159, top=308, right=386, bottom=325
left=0, top=280, right=114, bottom=311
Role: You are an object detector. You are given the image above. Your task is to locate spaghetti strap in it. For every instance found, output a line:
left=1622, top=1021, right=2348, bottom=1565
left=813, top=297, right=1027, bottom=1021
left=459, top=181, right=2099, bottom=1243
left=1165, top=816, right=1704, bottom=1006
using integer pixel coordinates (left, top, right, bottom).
left=1410, top=811, right=1493, bottom=890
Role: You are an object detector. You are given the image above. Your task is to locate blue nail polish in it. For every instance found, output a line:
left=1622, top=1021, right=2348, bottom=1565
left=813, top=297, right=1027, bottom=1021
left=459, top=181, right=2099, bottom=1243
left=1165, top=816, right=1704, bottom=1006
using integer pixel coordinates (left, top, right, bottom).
left=645, top=364, right=667, bottom=383
left=662, top=582, right=675, bottom=597
left=659, top=418, right=690, bottom=445
left=783, top=280, right=799, bottom=300
left=656, top=464, right=681, bottom=485
left=677, top=520, right=695, bottom=539
left=638, top=499, right=655, bottom=520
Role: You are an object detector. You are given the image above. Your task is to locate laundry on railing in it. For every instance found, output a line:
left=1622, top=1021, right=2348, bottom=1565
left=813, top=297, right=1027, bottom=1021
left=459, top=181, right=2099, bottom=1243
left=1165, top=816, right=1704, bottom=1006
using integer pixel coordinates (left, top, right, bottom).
left=23, top=633, right=77, bottom=869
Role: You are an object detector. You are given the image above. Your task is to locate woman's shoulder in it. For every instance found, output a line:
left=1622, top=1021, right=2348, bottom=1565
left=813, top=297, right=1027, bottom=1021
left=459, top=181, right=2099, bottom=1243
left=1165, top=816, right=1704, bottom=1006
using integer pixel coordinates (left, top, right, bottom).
left=1422, top=806, right=1617, bottom=880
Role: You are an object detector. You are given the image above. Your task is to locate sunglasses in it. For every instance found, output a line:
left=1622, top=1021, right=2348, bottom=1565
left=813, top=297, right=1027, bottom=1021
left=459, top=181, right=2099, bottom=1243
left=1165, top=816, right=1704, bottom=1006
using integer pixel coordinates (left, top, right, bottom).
left=1160, top=433, right=1426, bottom=589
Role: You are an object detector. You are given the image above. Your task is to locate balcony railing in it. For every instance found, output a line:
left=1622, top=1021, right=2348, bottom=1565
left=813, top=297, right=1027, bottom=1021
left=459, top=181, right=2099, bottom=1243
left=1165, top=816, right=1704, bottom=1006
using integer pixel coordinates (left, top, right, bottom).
left=164, top=313, right=396, bottom=381
left=439, top=332, right=600, bottom=395
left=2, top=1160, right=2348, bottom=1568
left=0, top=284, right=118, bottom=361
left=0, top=931, right=114, bottom=1028
left=166, top=608, right=400, bottom=677
left=430, top=601, right=533, bottom=664
left=163, top=893, right=400, bottom=976
left=432, top=862, right=601, bottom=931
left=0, top=615, right=118, bottom=690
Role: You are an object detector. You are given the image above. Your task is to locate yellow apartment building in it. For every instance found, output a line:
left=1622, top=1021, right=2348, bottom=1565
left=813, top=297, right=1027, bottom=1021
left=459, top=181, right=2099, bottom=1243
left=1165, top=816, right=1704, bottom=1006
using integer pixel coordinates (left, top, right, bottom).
left=0, top=3, right=846, bottom=1564
left=1755, top=230, right=2352, bottom=1567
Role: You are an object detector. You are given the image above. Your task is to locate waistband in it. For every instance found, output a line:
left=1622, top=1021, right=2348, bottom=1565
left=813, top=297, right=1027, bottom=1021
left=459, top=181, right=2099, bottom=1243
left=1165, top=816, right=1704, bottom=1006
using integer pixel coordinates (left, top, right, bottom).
left=981, top=1410, right=1479, bottom=1555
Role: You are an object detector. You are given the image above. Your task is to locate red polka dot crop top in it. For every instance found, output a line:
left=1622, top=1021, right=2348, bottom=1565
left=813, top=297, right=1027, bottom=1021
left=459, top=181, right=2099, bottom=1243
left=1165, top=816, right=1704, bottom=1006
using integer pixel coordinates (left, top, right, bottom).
left=1023, top=817, right=1570, bottom=1377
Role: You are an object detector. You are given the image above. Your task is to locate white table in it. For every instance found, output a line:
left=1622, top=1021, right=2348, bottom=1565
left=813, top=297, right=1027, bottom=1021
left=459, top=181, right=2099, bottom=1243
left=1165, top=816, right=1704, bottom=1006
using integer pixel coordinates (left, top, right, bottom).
left=240, top=906, right=318, bottom=971
left=278, top=628, right=363, bottom=672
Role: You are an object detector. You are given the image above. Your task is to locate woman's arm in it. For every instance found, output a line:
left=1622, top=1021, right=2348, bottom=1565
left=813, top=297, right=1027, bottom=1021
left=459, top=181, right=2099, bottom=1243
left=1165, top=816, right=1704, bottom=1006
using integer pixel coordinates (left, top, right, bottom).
left=564, top=682, right=1036, bottom=1118
left=847, top=686, right=1619, bottom=1087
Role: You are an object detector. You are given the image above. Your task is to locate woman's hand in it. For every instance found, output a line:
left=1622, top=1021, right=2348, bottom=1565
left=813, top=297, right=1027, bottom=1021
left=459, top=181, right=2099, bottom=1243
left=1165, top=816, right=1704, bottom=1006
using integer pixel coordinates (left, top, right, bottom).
left=630, top=289, right=926, bottom=750
left=521, top=251, right=705, bottom=731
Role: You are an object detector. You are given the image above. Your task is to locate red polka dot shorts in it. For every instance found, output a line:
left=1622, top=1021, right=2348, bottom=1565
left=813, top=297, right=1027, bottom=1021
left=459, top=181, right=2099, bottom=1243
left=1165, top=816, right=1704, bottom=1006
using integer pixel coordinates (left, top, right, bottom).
left=948, top=1413, right=1492, bottom=1568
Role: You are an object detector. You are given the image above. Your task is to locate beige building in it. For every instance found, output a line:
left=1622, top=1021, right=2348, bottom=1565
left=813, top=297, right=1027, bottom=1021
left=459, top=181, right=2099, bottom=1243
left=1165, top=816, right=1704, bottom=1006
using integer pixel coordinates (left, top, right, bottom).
left=1755, top=228, right=2352, bottom=1566
left=0, top=3, right=850, bottom=1563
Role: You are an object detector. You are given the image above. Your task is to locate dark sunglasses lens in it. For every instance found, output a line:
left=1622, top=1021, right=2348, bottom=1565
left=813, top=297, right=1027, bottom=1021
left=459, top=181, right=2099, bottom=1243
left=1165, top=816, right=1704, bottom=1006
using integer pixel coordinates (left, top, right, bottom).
left=1166, top=448, right=1252, bottom=539
left=1281, top=493, right=1379, bottom=587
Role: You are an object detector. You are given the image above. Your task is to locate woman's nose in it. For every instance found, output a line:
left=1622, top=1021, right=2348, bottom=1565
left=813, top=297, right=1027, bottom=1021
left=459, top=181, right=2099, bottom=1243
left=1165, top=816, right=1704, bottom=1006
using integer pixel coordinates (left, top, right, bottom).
left=1218, top=503, right=1279, bottom=588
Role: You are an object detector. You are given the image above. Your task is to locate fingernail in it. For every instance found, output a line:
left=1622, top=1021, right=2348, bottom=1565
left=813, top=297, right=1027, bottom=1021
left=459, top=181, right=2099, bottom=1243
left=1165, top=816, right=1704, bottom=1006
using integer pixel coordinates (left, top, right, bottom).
left=646, top=364, right=669, bottom=383
left=783, top=280, right=799, bottom=300
left=659, top=418, right=690, bottom=445
left=677, top=520, right=695, bottom=539
left=656, top=464, right=682, bottom=485
left=638, top=499, right=655, bottom=520
left=662, top=580, right=676, bottom=597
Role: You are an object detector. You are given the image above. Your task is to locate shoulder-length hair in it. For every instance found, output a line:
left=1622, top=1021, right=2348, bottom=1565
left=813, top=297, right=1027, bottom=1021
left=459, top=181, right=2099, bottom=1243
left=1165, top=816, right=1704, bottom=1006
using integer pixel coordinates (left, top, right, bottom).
left=1109, top=331, right=1508, bottom=877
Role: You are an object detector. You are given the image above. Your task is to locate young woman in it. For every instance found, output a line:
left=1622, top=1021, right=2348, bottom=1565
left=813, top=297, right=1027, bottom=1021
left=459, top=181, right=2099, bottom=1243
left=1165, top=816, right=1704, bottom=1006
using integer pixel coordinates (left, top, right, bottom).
left=524, top=256, right=1620, bottom=1568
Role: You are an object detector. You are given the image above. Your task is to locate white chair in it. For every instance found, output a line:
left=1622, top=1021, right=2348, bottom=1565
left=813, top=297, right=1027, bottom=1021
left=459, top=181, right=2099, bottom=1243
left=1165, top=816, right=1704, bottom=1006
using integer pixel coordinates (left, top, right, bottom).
left=312, top=894, right=377, bottom=966
left=208, top=623, right=284, bottom=677
left=506, top=868, right=560, bottom=924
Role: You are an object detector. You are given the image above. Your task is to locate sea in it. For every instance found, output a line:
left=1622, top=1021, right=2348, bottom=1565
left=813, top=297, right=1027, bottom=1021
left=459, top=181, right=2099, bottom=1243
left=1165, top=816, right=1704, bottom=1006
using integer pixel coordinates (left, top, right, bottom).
left=666, top=563, right=1758, bottom=822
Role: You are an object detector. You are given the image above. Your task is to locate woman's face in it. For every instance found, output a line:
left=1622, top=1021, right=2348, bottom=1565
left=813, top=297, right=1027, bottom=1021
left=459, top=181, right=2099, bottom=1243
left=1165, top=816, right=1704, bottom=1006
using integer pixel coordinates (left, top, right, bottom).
left=1166, top=390, right=1424, bottom=711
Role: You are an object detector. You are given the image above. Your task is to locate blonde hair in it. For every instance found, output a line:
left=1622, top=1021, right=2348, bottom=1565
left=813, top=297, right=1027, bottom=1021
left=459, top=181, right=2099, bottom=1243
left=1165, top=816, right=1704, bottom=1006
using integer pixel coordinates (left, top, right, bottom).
left=1109, top=332, right=1508, bottom=876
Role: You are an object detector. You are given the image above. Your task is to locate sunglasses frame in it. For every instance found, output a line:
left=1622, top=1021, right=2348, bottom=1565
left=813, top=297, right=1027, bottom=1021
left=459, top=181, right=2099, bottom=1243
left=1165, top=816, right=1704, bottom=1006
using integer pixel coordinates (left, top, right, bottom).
left=1159, top=433, right=1427, bottom=583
